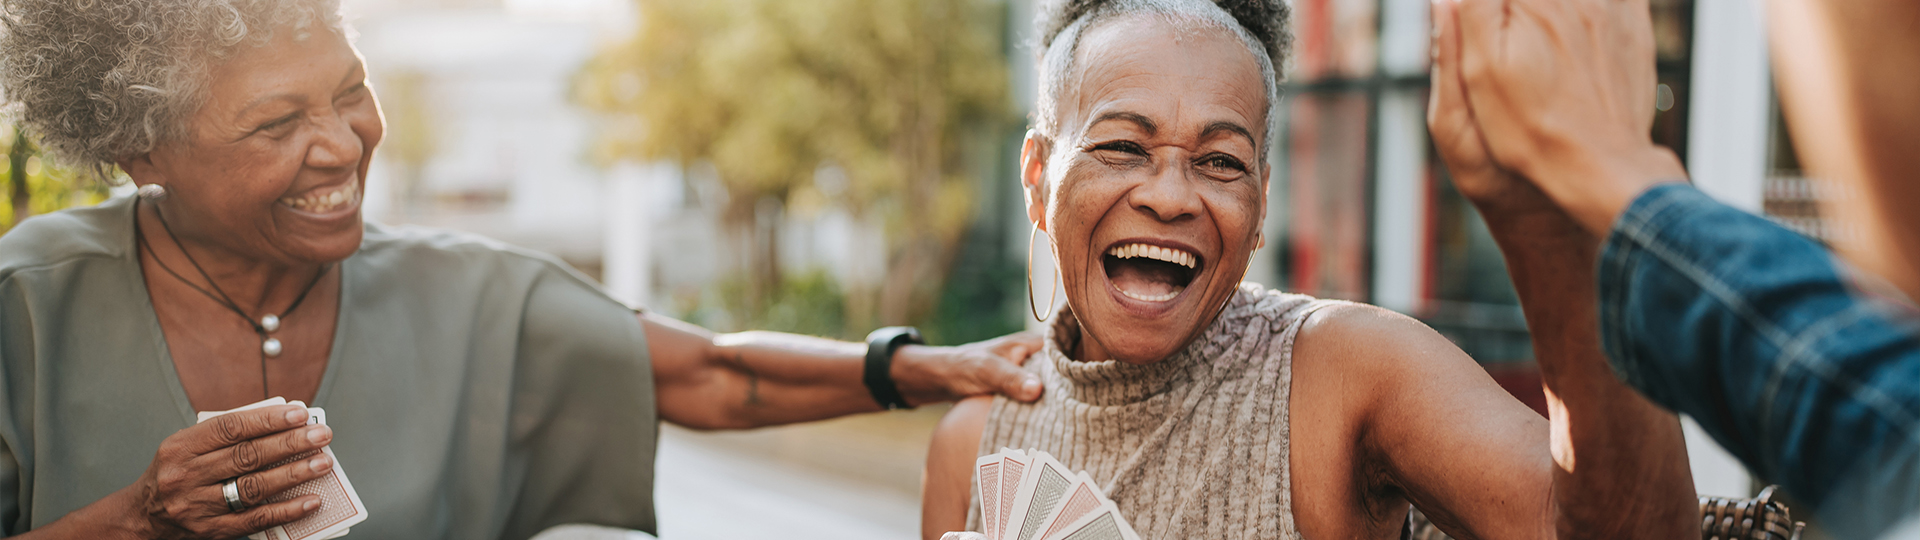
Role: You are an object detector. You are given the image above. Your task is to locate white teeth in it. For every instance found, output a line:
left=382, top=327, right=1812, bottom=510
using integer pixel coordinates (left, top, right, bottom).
left=279, top=183, right=357, bottom=212
left=1104, top=242, right=1198, bottom=269
left=1118, top=288, right=1182, bottom=302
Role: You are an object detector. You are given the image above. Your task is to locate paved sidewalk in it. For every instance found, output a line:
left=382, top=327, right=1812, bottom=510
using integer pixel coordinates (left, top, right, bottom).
left=654, top=428, right=920, bottom=539
left=540, top=408, right=948, bottom=540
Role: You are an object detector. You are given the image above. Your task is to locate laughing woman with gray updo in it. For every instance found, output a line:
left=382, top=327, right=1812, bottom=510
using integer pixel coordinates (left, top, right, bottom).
left=0, top=1, right=1048, bottom=538
left=916, top=0, right=1676, bottom=538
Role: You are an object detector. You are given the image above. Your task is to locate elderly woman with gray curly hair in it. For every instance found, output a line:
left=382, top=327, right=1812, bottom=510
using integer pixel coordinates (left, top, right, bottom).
left=0, top=1, right=1048, bottom=538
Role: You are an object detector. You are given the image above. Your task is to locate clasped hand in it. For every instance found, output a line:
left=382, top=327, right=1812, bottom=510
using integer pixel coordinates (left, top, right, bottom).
left=1428, top=0, right=1687, bottom=236
left=117, top=404, right=332, bottom=539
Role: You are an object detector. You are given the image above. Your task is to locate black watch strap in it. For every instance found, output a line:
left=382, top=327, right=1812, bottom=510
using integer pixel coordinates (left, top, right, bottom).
left=864, top=326, right=923, bottom=410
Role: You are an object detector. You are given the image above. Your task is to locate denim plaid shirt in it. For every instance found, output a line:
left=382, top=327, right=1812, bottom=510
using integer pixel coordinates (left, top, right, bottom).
left=1600, top=183, right=1920, bottom=538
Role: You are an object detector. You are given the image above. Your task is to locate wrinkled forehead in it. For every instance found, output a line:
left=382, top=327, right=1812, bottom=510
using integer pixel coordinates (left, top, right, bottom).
left=1059, top=14, right=1271, bottom=144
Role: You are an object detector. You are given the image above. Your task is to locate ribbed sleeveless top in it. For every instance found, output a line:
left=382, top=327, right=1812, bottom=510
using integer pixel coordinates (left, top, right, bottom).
left=968, top=283, right=1345, bottom=540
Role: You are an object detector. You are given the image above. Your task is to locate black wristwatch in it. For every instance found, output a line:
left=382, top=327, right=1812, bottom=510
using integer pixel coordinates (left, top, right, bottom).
left=863, top=326, right=924, bottom=410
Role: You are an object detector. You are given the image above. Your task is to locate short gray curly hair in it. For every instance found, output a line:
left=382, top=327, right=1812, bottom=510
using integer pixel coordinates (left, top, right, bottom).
left=1034, top=0, right=1291, bottom=164
left=0, top=0, right=346, bottom=174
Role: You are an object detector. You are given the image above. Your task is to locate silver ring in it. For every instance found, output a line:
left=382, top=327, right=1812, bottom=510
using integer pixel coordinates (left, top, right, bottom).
left=222, top=479, right=246, bottom=512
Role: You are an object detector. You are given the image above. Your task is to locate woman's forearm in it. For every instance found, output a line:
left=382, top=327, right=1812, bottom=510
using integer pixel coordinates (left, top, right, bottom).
left=15, top=487, right=149, bottom=539
left=704, top=330, right=886, bottom=428
left=1485, top=215, right=1696, bottom=539
left=646, top=314, right=1040, bottom=430
left=646, top=315, right=879, bottom=429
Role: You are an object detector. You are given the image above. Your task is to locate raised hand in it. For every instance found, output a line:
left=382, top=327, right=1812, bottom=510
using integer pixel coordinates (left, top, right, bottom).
left=1446, top=0, right=1687, bottom=235
left=1428, top=0, right=1558, bottom=226
left=1433, top=2, right=1700, bottom=538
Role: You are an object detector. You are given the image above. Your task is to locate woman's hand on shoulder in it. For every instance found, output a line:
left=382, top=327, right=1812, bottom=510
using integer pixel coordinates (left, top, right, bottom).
left=88, top=405, right=330, bottom=539
left=893, top=333, right=1044, bottom=407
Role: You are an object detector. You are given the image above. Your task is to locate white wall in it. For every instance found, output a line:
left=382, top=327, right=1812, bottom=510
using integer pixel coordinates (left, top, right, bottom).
left=1370, top=0, right=1432, bottom=315
left=1682, top=0, right=1772, bottom=496
left=1688, top=0, right=1773, bottom=213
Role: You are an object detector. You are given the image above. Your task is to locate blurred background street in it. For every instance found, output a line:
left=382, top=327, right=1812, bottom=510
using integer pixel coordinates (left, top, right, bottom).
left=0, top=0, right=1827, bottom=536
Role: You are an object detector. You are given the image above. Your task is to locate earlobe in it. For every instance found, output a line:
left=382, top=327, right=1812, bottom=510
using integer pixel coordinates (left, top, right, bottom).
left=1020, top=130, right=1051, bottom=190
left=117, top=154, right=164, bottom=185
left=1021, top=130, right=1052, bottom=231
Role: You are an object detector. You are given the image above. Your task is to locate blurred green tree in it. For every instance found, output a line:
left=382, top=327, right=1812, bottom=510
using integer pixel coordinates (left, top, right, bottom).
left=1, top=123, right=108, bottom=234
left=378, top=69, right=437, bottom=217
left=578, top=0, right=1011, bottom=329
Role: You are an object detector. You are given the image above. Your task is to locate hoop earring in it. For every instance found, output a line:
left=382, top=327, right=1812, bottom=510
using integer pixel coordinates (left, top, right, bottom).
left=1027, top=223, right=1060, bottom=321
left=137, top=184, right=168, bottom=201
left=1236, top=233, right=1261, bottom=286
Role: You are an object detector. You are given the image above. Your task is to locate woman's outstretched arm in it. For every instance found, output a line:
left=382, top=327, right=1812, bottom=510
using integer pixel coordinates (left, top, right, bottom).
left=643, top=313, right=1041, bottom=430
left=1424, top=0, right=1697, bottom=536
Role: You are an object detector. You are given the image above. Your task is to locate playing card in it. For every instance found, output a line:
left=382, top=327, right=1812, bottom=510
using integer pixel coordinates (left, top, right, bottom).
left=995, top=449, right=1032, bottom=540
left=196, top=397, right=287, bottom=423
left=197, top=398, right=367, bottom=540
left=1005, top=451, right=1073, bottom=540
left=976, top=454, right=1004, bottom=540
left=1038, top=500, right=1140, bottom=540
left=1036, top=472, right=1104, bottom=540
left=272, top=444, right=366, bottom=540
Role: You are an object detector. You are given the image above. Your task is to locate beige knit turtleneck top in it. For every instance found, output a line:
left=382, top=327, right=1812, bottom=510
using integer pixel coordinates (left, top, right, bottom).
left=968, top=283, right=1345, bottom=540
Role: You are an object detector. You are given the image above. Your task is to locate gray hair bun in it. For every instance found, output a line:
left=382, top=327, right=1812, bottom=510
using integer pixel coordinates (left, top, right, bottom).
left=1037, top=0, right=1293, bottom=63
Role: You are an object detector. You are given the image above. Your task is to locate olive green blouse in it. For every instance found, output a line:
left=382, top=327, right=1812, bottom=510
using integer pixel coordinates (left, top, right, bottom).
left=0, top=197, right=659, bottom=538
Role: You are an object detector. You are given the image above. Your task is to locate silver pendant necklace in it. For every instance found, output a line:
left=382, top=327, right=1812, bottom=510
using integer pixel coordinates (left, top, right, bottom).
left=136, top=203, right=331, bottom=398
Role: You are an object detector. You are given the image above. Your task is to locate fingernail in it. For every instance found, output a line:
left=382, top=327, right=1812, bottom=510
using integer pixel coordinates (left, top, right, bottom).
left=307, top=426, right=330, bottom=444
left=285, top=407, right=305, bottom=424
left=303, top=499, right=321, bottom=511
left=309, top=456, right=332, bottom=472
left=1023, top=377, right=1042, bottom=397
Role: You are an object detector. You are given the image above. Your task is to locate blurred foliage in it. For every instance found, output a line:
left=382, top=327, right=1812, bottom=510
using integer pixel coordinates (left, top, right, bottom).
left=1, top=124, right=110, bottom=235
left=719, top=269, right=850, bottom=339
left=921, top=237, right=1026, bottom=346
left=378, top=69, right=437, bottom=215
left=578, top=0, right=1013, bottom=327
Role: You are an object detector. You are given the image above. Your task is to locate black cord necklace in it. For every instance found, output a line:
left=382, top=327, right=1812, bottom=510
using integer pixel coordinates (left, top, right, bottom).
left=134, top=202, right=332, bottom=400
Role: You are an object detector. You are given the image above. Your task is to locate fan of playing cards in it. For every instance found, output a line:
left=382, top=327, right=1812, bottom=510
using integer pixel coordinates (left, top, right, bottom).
left=197, top=397, right=369, bottom=540
left=976, top=448, right=1140, bottom=540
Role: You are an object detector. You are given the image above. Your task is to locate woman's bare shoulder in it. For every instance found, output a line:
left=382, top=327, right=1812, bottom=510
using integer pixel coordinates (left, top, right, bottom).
left=923, top=396, right=995, bottom=540
left=1293, top=302, right=1467, bottom=372
left=935, top=396, right=994, bottom=442
left=927, top=396, right=994, bottom=486
left=1287, top=301, right=1495, bottom=425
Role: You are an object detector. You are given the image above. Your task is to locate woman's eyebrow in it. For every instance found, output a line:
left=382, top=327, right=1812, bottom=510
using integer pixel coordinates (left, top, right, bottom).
left=1200, top=121, right=1254, bottom=147
left=337, top=60, right=366, bottom=90
left=234, top=94, right=302, bottom=122
left=1089, top=111, right=1157, bottom=136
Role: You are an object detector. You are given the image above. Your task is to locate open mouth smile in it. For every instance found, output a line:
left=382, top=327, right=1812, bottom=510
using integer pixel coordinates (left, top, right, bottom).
left=278, top=181, right=359, bottom=215
left=1102, top=241, right=1203, bottom=303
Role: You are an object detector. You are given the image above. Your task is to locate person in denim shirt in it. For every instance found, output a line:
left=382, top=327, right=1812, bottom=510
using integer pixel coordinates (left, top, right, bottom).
left=1430, top=0, right=1920, bottom=537
left=1604, top=183, right=1920, bottom=537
